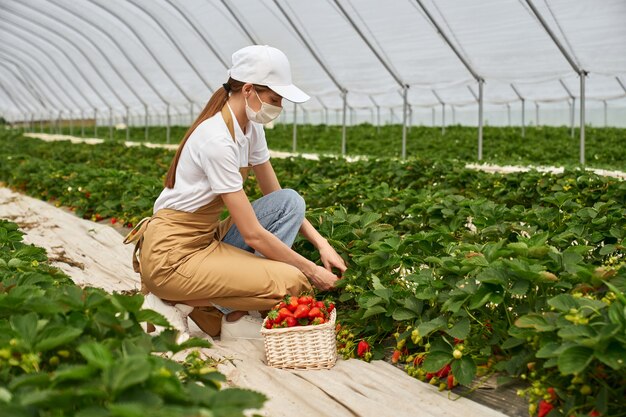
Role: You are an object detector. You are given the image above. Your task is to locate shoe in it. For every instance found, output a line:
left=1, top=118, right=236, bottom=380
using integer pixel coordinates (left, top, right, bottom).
left=220, top=314, right=264, bottom=341
left=143, top=293, right=194, bottom=343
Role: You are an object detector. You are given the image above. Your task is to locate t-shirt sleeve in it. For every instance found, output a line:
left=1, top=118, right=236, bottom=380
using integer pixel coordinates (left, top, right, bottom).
left=198, top=138, right=243, bottom=194
left=249, top=124, right=271, bottom=166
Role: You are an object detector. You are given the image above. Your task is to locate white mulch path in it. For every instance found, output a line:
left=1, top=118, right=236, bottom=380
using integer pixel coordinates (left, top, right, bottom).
left=24, top=132, right=626, bottom=180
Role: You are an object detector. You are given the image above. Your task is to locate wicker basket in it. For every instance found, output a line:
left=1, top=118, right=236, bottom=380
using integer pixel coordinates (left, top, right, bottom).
left=260, top=309, right=337, bottom=370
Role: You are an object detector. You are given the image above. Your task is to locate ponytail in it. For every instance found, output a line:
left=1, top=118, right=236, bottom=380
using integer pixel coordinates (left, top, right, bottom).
left=164, top=77, right=245, bottom=188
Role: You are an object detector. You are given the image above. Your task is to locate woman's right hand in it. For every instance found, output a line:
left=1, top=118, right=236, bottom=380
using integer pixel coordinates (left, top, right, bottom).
left=305, top=263, right=339, bottom=291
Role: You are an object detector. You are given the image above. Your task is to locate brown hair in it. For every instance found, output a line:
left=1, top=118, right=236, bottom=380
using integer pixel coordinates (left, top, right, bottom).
left=164, top=78, right=272, bottom=188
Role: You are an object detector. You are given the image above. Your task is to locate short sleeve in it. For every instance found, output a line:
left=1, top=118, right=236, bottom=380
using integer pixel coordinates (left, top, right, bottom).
left=197, top=138, right=243, bottom=193
left=249, top=124, right=271, bottom=166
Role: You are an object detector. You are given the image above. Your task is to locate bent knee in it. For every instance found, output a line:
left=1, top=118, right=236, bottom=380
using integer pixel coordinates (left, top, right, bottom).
left=277, top=188, right=305, bottom=216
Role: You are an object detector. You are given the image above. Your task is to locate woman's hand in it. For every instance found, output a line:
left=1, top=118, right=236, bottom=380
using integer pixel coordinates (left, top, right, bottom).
left=318, top=242, right=348, bottom=276
left=304, top=263, right=340, bottom=291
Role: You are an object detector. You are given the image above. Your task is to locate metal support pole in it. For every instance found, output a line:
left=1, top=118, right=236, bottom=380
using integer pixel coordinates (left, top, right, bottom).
left=108, top=107, right=113, bottom=140
left=603, top=100, right=607, bottom=127
left=478, top=79, right=484, bottom=161
left=57, top=110, right=61, bottom=135
left=432, top=107, right=435, bottom=127
left=390, top=108, right=395, bottom=124
left=166, top=104, right=171, bottom=144
left=570, top=99, right=575, bottom=138
left=441, top=103, right=446, bottom=136
left=408, top=105, right=413, bottom=133
left=580, top=73, right=586, bottom=165
left=125, top=106, right=130, bottom=141
left=144, top=105, right=149, bottom=141
left=507, top=104, right=511, bottom=126
left=292, top=102, right=297, bottom=153
left=402, top=85, right=408, bottom=159
left=376, top=105, right=380, bottom=134
left=69, top=110, right=73, bottom=136
left=341, top=92, right=347, bottom=155
left=94, top=108, right=98, bottom=137
left=81, top=110, right=85, bottom=137
left=452, top=106, right=456, bottom=125
left=39, top=113, right=43, bottom=133
left=535, top=102, right=540, bottom=126
left=521, top=99, right=526, bottom=137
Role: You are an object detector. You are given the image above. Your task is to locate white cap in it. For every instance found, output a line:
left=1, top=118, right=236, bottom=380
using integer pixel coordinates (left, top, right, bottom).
left=227, top=45, right=310, bottom=103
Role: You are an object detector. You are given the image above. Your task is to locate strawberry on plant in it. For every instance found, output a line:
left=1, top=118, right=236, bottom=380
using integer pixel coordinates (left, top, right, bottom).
left=391, top=350, right=401, bottom=364
left=447, top=374, right=456, bottom=390
left=111, top=217, right=117, bottom=224
left=589, top=410, right=601, bottom=417
left=538, top=400, right=554, bottom=417
left=436, top=364, right=451, bottom=379
left=357, top=340, right=370, bottom=358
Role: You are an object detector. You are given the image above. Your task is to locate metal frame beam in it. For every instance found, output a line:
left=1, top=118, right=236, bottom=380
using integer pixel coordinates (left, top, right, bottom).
left=525, top=0, right=587, bottom=164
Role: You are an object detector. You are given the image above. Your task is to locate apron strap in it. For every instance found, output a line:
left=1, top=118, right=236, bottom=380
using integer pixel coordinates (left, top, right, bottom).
left=123, top=216, right=152, bottom=274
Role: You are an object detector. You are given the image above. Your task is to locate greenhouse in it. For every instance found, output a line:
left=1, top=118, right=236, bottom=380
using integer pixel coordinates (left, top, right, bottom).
left=1, top=1, right=625, bottom=416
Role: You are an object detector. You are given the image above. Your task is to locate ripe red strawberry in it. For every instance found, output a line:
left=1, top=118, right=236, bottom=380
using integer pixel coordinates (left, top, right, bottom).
left=277, top=308, right=293, bottom=321
left=538, top=400, right=554, bottom=417
left=547, top=387, right=556, bottom=401
left=453, top=338, right=463, bottom=345
left=391, top=350, right=401, bottom=364
left=298, top=295, right=313, bottom=305
left=311, top=317, right=325, bottom=325
left=111, top=217, right=117, bottom=224
left=425, top=372, right=434, bottom=381
left=264, top=320, right=273, bottom=329
left=286, top=296, right=299, bottom=312
left=447, top=374, right=456, bottom=390
left=357, top=340, right=370, bottom=357
left=294, top=304, right=310, bottom=319
left=308, top=307, right=323, bottom=318
left=414, top=355, right=425, bottom=366
left=327, top=302, right=335, bottom=313
left=285, top=316, right=297, bottom=327
left=589, top=410, right=601, bottom=417
left=436, top=364, right=451, bottom=379
left=315, top=300, right=325, bottom=309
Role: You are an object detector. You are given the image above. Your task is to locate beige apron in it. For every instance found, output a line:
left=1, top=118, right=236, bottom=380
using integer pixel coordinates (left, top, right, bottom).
left=124, top=105, right=310, bottom=335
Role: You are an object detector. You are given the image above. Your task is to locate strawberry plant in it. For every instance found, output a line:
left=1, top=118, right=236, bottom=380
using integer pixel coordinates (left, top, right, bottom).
left=0, top=220, right=266, bottom=416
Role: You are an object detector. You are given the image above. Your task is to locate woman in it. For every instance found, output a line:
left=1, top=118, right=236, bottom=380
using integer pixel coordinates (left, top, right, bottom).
left=125, top=45, right=346, bottom=340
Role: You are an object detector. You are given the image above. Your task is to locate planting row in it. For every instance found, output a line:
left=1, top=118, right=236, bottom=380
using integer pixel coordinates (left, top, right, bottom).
left=1, top=131, right=625, bottom=416
left=19, top=123, right=626, bottom=170
left=0, top=219, right=266, bottom=416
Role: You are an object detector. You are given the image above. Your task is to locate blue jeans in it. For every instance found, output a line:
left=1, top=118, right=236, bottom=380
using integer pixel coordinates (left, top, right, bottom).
left=213, top=188, right=306, bottom=315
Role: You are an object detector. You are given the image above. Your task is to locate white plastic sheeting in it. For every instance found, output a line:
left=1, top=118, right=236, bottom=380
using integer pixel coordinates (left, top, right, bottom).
left=0, top=0, right=625, bottom=125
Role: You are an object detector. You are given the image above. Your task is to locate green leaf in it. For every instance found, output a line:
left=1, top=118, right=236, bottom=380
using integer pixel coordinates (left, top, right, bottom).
left=536, top=342, right=560, bottom=358
left=208, top=388, right=267, bottom=415
left=360, top=212, right=382, bottom=228
left=51, top=364, right=97, bottom=384
left=103, top=355, right=151, bottom=394
left=135, top=309, right=171, bottom=327
left=112, top=293, right=144, bottom=313
left=445, top=318, right=470, bottom=340
left=501, top=337, right=525, bottom=350
left=476, top=268, right=507, bottom=285
left=392, top=308, right=417, bottom=321
left=35, top=326, right=83, bottom=352
left=451, top=357, right=477, bottom=386
left=362, top=305, right=387, bottom=319
left=514, top=314, right=555, bottom=332
left=372, top=288, right=393, bottom=302
left=422, top=351, right=452, bottom=373
left=557, top=346, right=593, bottom=375
left=77, top=342, right=113, bottom=370
left=417, top=316, right=447, bottom=337
left=594, top=343, right=625, bottom=370
left=509, top=279, right=529, bottom=295
left=10, top=312, right=38, bottom=349
left=548, top=294, right=578, bottom=312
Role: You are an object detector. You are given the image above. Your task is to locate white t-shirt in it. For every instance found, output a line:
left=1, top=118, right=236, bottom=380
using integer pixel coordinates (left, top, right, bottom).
left=153, top=104, right=270, bottom=213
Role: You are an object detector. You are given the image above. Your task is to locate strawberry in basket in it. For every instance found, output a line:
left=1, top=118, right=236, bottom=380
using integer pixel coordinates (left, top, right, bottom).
left=264, top=294, right=335, bottom=329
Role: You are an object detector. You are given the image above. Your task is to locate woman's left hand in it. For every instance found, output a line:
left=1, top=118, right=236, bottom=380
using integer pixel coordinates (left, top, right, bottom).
left=318, top=242, right=347, bottom=276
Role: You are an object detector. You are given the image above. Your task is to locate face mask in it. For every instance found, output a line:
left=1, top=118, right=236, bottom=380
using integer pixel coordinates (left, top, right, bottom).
left=245, top=90, right=282, bottom=124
